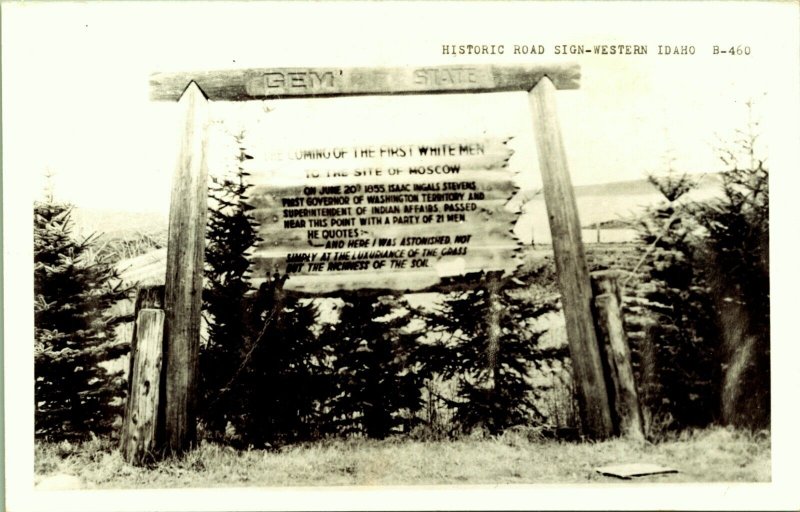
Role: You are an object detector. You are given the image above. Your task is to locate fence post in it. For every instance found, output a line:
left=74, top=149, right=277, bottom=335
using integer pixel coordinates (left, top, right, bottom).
left=528, top=77, right=614, bottom=439
left=121, top=285, right=165, bottom=460
left=121, top=308, right=165, bottom=465
left=591, top=270, right=645, bottom=440
left=125, top=285, right=166, bottom=400
left=163, top=81, right=209, bottom=454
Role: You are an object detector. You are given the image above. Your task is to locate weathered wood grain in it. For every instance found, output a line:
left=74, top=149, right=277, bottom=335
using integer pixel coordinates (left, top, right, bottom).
left=528, top=77, right=614, bottom=439
left=150, top=63, right=580, bottom=101
left=280, top=269, right=510, bottom=299
left=243, top=146, right=520, bottom=292
left=252, top=227, right=517, bottom=253
left=243, top=142, right=515, bottom=179
left=163, top=82, right=209, bottom=454
left=594, top=293, right=645, bottom=440
left=250, top=244, right=522, bottom=293
left=120, top=309, right=164, bottom=465
left=124, top=285, right=165, bottom=424
left=591, top=270, right=645, bottom=440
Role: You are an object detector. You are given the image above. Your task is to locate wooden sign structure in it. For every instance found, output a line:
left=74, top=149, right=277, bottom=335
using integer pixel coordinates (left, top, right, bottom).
left=149, top=64, right=580, bottom=101
left=122, top=62, right=645, bottom=461
left=247, top=137, right=520, bottom=293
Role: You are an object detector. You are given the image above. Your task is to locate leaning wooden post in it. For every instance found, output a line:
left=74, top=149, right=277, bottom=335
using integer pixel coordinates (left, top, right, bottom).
left=528, top=77, right=614, bottom=439
left=163, top=81, right=209, bottom=454
left=121, top=284, right=165, bottom=459
left=125, top=285, right=166, bottom=400
left=591, top=271, right=645, bottom=440
left=121, top=309, right=165, bottom=464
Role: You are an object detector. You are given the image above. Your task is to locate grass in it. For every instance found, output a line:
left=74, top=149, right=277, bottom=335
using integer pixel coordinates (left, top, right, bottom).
left=35, top=427, right=770, bottom=489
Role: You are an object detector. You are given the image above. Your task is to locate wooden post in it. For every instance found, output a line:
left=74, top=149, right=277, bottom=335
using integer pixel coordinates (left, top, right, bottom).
left=125, top=285, right=165, bottom=402
left=122, top=285, right=164, bottom=459
left=485, top=276, right=503, bottom=391
left=163, top=81, right=209, bottom=454
left=121, top=309, right=165, bottom=465
left=591, top=271, right=645, bottom=440
left=528, top=77, right=614, bottom=439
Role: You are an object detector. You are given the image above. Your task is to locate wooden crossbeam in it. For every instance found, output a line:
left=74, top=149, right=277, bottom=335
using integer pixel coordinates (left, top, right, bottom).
left=150, top=63, right=580, bottom=101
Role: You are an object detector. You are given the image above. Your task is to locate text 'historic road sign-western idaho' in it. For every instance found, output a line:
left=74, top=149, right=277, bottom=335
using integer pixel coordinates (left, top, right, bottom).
left=243, top=138, right=522, bottom=293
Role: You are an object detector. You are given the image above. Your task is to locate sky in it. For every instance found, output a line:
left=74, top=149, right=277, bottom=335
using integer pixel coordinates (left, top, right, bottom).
left=3, top=2, right=798, bottom=213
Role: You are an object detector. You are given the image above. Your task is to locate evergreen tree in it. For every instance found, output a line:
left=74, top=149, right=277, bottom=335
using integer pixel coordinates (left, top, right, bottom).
left=34, top=200, right=131, bottom=440
left=233, top=288, right=329, bottom=446
left=201, top=133, right=261, bottom=439
left=632, top=106, right=769, bottom=432
left=695, top=112, right=770, bottom=428
left=323, top=295, right=427, bottom=439
left=202, top=133, right=328, bottom=446
left=420, top=266, right=561, bottom=435
left=634, top=171, right=721, bottom=432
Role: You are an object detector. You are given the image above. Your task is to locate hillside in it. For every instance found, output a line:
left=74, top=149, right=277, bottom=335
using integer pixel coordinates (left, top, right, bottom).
left=71, top=208, right=167, bottom=240
left=571, top=172, right=722, bottom=198
left=517, top=172, right=723, bottom=243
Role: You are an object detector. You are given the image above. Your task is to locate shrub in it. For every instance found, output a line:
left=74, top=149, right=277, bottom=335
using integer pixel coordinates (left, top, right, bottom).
left=633, top=109, right=770, bottom=432
left=694, top=112, right=770, bottom=428
left=232, top=289, right=329, bottom=446
left=201, top=133, right=261, bottom=439
left=418, top=262, right=564, bottom=435
left=322, top=295, right=427, bottom=439
left=34, top=200, right=132, bottom=440
left=633, top=171, right=721, bottom=433
left=201, top=133, right=327, bottom=447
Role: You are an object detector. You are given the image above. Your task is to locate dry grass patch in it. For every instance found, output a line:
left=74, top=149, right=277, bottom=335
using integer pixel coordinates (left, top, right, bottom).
left=35, top=427, right=769, bottom=489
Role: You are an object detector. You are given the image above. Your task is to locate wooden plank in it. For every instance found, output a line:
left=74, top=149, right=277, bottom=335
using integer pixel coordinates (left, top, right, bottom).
left=123, top=284, right=165, bottom=444
left=120, top=309, right=165, bottom=465
left=242, top=138, right=515, bottom=180
left=591, top=271, right=644, bottom=440
left=150, top=63, right=580, bottom=101
left=239, top=135, right=520, bottom=292
left=528, top=77, right=614, bottom=439
left=594, top=293, right=645, bottom=440
left=596, top=463, right=678, bottom=479
left=591, top=269, right=622, bottom=299
left=254, top=198, right=518, bottom=239
left=162, top=81, right=209, bottom=454
left=242, top=138, right=515, bottom=191
left=252, top=178, right=516, bottom=207
left=253, top=226, right=517, bottom=253
left=281, top=269, right=509, bottom=299
left=248, top=206, right=521, bottom=291
left=127, top=285, right=165, bottom=384
left=251, top=244, right=522, bottom=294
left=248, top=162, right=516, bottom=189
left=134, top=284, right=166, bottom=310
left=249, top=137, right=514, bottom=161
